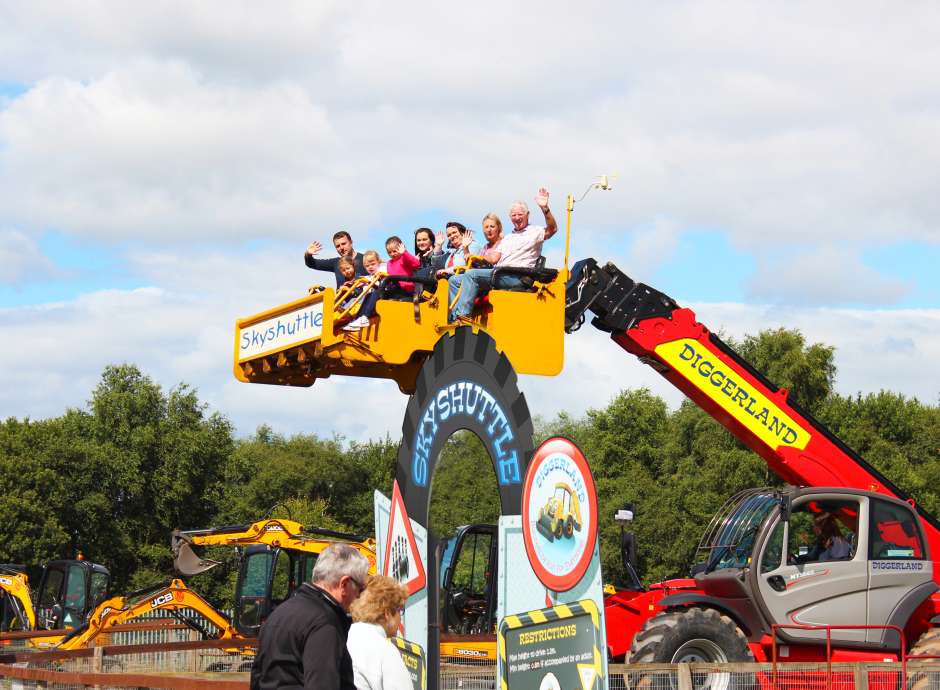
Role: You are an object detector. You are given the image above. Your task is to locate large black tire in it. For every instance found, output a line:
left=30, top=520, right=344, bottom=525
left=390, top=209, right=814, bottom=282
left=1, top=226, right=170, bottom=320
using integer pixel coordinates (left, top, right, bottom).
left=907, top=628, right=940, bottom=690
left=628, top=608, right=753, bottom=690
left=396, top=326, right=534, bottom=520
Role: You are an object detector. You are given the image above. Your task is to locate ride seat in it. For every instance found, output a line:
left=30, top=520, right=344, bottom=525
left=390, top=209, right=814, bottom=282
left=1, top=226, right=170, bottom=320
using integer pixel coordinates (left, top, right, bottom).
left=491, top=256, right=559, bottom=291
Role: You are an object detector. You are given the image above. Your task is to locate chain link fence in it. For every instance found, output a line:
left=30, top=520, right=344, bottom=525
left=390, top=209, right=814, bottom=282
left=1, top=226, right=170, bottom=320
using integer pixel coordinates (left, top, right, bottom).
left=5, top=649, right=940, bottom=690
left=440, top=654, right=496, bottom=690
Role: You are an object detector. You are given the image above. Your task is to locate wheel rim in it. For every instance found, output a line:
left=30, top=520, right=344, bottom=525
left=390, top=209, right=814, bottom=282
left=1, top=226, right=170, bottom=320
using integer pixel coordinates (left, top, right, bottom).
left=671, top=638, right=728, bottom=663
left=670, top=639, right=731, bottom=690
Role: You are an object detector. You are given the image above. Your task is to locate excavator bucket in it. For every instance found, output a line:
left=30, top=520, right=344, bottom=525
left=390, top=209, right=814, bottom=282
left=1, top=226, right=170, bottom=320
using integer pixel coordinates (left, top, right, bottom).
left=172, top=532, right=221, bottom=576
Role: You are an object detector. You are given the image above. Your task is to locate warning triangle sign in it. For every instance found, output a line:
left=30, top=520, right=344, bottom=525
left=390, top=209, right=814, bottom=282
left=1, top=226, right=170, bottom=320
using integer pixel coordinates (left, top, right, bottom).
left=577, top=663, right=597, bottom=690
left=383, top=480, right=427, bottom=596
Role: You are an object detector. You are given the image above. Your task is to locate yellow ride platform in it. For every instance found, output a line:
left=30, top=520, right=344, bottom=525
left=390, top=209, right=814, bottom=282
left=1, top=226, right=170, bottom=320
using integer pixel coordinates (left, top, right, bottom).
left=233, top=268, right=566, bottom=394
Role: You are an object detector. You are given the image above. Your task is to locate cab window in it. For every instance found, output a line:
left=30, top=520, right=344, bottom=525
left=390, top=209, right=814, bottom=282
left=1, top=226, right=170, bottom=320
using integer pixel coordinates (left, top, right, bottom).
left=295, top=554, right=318, bottom=588
left=869, top=499, right=924, bottom=560
left=789, top=499, right=858, bottom=564
left=451, top=532, right=491, bottom=598
left=64, top=565, right=87, bottom=610
left=241, top=551, right=273, bottom=598
left=238, top=550, right=274, bottom=630
left=271, top=551, right=291, bottom=604
left=39, top=568, right=65, bottom=607
left=90, top=572, right=109, bottom=608
left=760, top=519, right=786, bottom=574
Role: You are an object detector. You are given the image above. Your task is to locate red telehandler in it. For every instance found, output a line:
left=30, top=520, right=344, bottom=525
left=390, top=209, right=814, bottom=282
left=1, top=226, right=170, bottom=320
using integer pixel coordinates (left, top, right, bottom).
left=564, top=258, right=940, bottom=667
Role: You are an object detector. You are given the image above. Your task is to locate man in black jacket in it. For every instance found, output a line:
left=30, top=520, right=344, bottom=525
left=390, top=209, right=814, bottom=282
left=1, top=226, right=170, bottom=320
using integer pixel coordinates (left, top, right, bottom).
left=251, top=544, right=371, bottom=690
left=305, top=231, right=366, bottom=287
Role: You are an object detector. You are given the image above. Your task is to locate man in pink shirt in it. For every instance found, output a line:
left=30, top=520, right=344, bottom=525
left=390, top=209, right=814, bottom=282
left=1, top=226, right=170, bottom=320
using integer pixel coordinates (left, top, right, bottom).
left=448, top=188, right=557, bottom=321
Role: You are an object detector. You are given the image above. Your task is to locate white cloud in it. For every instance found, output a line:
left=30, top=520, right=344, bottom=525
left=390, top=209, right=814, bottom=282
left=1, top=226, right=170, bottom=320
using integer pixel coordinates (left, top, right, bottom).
left=0, top=229, right=55, bottom=284
left=746, top=246, right=910, bottom=306
left=1, top=2, right=939, bottom=439
left=0, top=63, right=342, bottom=242
left=1, top=1, right=939, bottom=263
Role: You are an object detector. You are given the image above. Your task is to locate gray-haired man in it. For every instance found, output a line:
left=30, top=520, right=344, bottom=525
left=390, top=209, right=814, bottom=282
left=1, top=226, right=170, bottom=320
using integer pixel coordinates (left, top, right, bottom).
left=251, top=543, right=370, bottom=690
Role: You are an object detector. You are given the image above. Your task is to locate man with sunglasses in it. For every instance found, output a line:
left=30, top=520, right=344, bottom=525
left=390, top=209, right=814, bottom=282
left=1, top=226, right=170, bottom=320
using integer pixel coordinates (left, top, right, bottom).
left=251, top=544, right=371, bottom=690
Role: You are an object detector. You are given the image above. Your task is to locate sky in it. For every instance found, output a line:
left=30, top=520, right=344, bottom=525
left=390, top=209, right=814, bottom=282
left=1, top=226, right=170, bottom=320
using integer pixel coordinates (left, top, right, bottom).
left=1, top=1, right=939, bottom=442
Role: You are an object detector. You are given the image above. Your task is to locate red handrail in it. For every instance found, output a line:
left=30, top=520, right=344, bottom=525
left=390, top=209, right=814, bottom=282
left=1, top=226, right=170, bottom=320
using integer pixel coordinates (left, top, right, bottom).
left=771, top=624, right=906, bottom=690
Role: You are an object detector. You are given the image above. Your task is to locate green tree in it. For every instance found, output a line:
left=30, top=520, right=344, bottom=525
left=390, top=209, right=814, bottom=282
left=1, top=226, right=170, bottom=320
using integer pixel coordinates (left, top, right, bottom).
left=733, top=328, right=835, bottom=413
left=429, top=432, right=501, bottom=539
left=0, top=365, right=234, bottom=591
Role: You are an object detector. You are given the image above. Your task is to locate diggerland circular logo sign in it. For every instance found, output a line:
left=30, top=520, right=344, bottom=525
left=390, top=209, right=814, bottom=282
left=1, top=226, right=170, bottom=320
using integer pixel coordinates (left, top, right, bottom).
left=521, top=437, right=597, bottom=592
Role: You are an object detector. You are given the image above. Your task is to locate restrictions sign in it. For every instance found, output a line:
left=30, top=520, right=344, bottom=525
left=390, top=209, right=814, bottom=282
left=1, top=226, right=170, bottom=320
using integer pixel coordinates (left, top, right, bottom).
left=499, top=600, right=603, bottom=690
left=391, top=637, right=426, bottom=690
left=383, top=480, right=427, bottom=596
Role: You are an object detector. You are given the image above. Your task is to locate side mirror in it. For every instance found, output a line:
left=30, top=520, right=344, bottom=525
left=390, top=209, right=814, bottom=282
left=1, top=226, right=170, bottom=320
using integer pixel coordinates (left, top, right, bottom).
left=442, top=566, right=452, bottom=589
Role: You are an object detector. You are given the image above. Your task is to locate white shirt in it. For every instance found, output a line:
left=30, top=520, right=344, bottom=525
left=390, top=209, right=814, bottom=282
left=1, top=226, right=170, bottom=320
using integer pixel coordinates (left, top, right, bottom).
left=347, top=622, right=414, bottom=690
left=496, top=224, right=546, bottom=268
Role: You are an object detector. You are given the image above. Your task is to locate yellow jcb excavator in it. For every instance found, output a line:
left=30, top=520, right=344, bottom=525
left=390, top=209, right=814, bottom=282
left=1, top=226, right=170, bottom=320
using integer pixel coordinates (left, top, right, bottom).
left=54, top=578, right=245, bottom=652
left=1, top=556, right=111, bottom=647
left=172, top=518, right=377, bottom=637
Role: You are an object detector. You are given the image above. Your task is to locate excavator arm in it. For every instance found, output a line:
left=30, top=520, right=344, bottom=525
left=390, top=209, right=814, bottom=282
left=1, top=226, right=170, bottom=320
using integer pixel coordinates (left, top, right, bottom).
left=55, top=579, right=242, bottom=650
left=0, top=568, right=36, bottom=631
left=565, top=258, right=940, bottom=564
left=172, top=518, right=377, bottom=576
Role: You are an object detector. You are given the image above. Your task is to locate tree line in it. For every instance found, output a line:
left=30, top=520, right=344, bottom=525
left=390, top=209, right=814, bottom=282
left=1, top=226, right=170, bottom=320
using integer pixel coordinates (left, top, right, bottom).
left=2, top=328, right=938, bottom=605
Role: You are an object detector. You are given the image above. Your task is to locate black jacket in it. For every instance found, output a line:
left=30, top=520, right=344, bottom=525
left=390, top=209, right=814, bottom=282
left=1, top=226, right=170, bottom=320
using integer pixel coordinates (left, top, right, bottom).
left=304, top=252, right=366, bottom=287
left=250, top=584, right=355, bottom=690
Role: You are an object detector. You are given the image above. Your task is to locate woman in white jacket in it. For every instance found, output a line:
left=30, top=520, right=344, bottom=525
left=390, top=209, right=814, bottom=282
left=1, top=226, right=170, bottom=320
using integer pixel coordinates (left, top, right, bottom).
left=347, top=575, right=413, bottom=690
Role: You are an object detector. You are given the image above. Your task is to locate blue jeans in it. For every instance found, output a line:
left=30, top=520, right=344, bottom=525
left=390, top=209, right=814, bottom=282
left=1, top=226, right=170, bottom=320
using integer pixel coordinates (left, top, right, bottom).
left=448, top=269, right=527, bottom=319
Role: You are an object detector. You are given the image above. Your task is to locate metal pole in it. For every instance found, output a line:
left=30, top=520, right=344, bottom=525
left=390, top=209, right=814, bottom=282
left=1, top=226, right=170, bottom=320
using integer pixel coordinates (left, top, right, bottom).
left=427, top=532, right=440, bottom=690
left=564, top=194, right=574, bottom=271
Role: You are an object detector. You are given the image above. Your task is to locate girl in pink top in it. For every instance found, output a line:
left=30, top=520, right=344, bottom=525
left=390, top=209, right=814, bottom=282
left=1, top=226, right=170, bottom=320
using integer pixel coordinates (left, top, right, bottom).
left=384, top=235, right=421, bottom=299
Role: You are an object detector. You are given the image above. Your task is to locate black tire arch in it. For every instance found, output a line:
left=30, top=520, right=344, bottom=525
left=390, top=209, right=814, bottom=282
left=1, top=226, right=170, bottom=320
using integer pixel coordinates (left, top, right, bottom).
left=395, top=327, right=534, bottom=690
left=396, top=326, right=534, bottom=525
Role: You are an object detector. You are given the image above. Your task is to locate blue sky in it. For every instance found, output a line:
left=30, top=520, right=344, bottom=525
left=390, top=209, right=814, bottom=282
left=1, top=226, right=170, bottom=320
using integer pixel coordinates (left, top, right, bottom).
left=3, top=225, right=937, bottom=310
left=1, top=2, right=939, bottom=440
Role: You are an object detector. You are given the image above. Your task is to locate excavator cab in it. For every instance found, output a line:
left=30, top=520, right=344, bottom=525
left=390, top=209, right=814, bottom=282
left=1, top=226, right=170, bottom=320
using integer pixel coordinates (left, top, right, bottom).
left=439, top=524, right=498, bottom=660
left=174, top=518, right=376, bottom=637
left=34, top=559, right=110, bottom=631
left=233, top=544, right=322, bottom=636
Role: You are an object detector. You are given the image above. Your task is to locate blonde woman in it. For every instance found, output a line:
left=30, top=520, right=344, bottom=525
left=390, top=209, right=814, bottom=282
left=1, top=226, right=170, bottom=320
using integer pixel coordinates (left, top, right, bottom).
left=347, top=575, right=413, bottom=690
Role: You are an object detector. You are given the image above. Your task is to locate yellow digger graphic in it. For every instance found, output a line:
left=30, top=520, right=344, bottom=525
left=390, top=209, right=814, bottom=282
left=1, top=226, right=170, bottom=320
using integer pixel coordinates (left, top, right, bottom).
left=536, top=482, right=582, bottom=541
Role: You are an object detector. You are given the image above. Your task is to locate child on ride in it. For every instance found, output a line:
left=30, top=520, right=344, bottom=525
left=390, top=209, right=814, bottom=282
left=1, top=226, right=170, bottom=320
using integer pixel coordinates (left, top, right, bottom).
left=383, top=236, right=421, bottom=300
left=341, top=251, right=384, bottom=332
